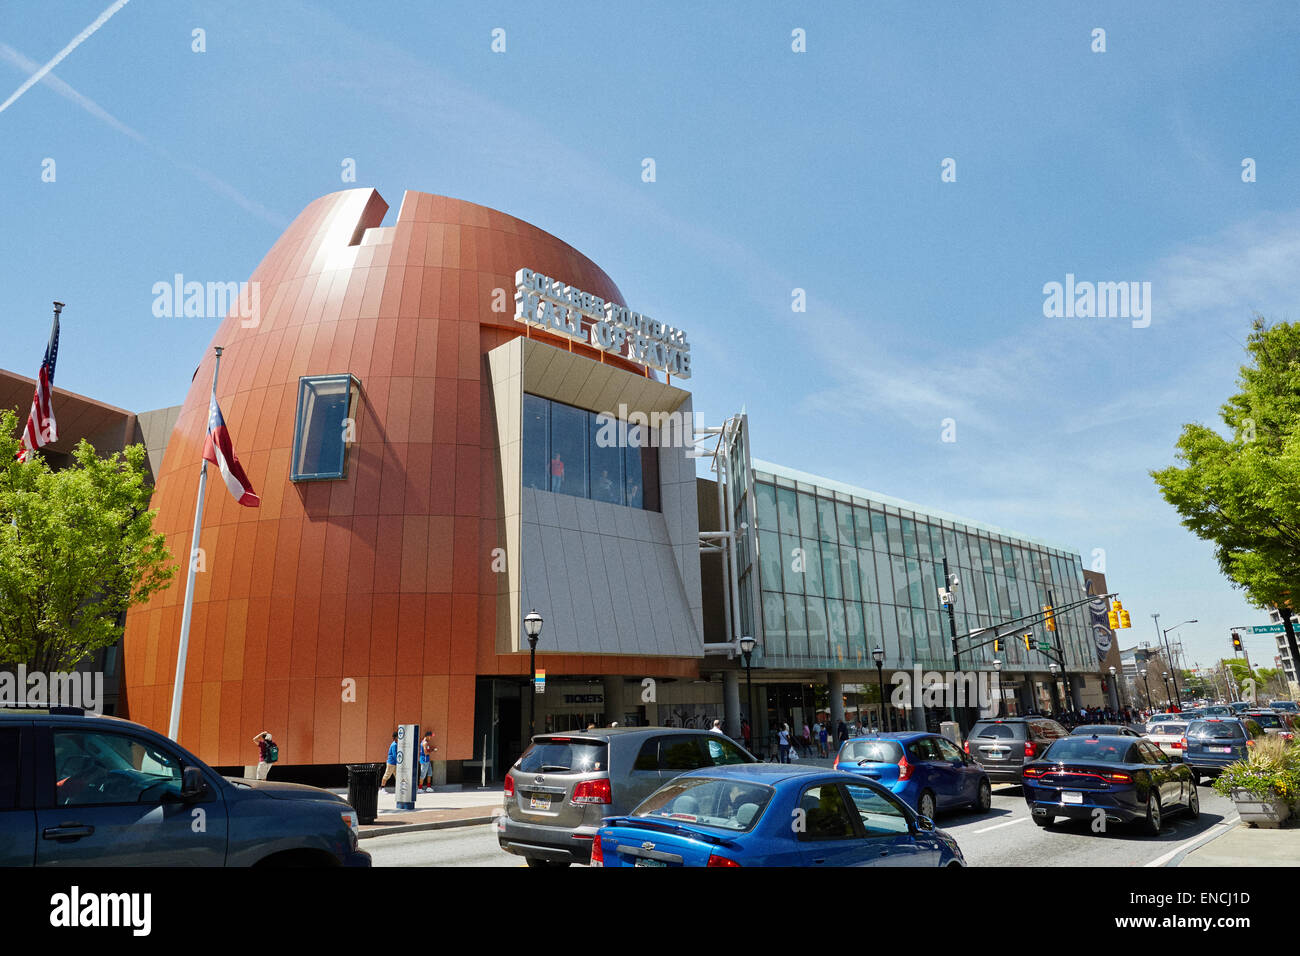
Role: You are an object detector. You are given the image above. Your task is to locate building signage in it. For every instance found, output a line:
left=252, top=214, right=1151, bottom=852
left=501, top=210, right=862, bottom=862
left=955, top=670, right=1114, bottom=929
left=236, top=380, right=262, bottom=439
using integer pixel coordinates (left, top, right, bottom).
left=562, top=694, right=604, bottom=704
left=514, top=267, right=692, bottom=379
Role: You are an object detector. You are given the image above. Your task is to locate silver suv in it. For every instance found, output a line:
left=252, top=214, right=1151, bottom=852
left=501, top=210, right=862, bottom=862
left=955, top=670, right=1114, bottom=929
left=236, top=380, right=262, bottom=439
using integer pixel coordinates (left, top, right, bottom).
left=497, top=727, right=757, bottom=867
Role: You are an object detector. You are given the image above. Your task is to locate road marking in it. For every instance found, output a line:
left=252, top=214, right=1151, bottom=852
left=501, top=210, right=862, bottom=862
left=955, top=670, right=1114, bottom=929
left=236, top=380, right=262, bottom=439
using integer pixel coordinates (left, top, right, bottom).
left=1144, top=815, right=1240, bottom=868
left=972, top=817, right=1027, bottom=834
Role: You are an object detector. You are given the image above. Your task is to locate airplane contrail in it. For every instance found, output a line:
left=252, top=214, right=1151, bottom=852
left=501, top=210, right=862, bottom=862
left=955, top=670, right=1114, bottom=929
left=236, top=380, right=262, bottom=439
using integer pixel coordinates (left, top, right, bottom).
left=0, top=0, right=132, bottom=115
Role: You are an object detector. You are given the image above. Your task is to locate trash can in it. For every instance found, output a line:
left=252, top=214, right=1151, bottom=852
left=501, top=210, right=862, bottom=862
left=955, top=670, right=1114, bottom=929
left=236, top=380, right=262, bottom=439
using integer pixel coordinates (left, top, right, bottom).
left=345, top=763, right=384, bottom=825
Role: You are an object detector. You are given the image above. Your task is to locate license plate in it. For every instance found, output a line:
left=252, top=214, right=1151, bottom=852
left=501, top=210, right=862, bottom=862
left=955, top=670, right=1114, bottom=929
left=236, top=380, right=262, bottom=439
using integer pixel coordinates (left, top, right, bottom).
left=985, top=749, right=1008, bottom=759
left=1211, top=747, right=1232, bottom=753
left=528, top=794, right=551, bottom=811
left=1062, top=792, right=1083, bottom=804
left=634, top=857, right=666, bottom=867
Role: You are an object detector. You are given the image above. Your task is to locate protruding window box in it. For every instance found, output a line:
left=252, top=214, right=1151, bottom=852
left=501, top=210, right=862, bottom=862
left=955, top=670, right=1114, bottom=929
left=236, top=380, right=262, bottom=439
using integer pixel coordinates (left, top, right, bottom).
left=291, top=374, right=360, bottom=481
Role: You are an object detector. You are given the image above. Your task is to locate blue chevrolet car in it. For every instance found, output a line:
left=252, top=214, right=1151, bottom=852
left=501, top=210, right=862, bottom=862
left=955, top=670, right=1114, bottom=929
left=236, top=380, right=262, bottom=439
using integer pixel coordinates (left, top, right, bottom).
left=591, top=764, right=965, bottom=867
left=832, top=732, right=992, bottom=820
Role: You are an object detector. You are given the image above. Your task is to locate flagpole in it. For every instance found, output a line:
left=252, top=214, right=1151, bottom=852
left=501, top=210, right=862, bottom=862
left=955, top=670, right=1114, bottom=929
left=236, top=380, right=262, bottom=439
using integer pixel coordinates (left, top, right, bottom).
left=168, top=345, right=223, bottom=741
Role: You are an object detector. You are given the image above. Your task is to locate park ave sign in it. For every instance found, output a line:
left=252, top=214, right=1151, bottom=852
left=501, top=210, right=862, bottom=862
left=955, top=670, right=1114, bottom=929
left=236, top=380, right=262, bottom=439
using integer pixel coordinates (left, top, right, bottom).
left=514, top=267, right=692, bottom=379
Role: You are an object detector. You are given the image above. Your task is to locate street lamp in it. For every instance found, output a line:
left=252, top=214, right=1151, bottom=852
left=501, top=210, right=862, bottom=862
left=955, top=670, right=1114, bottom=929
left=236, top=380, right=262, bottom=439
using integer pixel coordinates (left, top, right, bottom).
left=992, top=658, right=1003, bottom=715
left=1048, top=662, right=1060, bottom=713
left=1139, top=668, right=1151, bottom=710
left=1154, top=615, right=1196, bottom=709
left=1109, top=665, right=1119, bottom=710
left=524, top=609, right=543, bottom=739
left=1161, top=670, right=1172, bottom=709
left=740, top=636, right=757, bottom=750
left=872, top=646, right=887, bottom=732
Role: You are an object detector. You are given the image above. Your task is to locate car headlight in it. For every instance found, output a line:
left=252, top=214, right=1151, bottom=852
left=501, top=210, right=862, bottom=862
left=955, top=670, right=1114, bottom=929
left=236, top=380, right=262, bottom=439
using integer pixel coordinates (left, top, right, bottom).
left=341, top=809, right=360, bottom=838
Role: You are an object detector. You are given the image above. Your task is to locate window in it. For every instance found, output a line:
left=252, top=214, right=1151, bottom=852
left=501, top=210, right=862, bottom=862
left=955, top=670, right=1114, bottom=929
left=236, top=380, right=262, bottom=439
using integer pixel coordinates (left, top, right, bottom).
left=633, top=777, right=773, bottom=832
left=704, top=736, right=751, bottom=765
left=844, top=784, right=911, bottom=836
left=798, top=785, right=857, bottom=840
left=934, top=737, right=964, bottom=763
left=909, top=737, right=941, bottom=761
left=521, top=394, right=660, bottom=510
left=291, top=374, right=359, bottom=480
left=53, top=730, right=184, bottom=806
left=0, top=729, right=18, bottom=809
left=659, top=735, right=707, bottom=771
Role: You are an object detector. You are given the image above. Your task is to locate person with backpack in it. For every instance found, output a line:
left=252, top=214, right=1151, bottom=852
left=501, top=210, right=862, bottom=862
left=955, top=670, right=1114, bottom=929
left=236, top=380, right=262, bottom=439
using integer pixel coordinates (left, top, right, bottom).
left=419, top=731, right=436, bottom=793
left=253, top=731, right=278, bottom=780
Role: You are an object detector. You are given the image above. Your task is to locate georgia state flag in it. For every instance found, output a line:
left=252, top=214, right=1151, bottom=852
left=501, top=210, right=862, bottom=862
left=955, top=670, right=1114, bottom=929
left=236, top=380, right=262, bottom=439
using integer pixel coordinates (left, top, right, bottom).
left=203, top=395, right=260, bottom=507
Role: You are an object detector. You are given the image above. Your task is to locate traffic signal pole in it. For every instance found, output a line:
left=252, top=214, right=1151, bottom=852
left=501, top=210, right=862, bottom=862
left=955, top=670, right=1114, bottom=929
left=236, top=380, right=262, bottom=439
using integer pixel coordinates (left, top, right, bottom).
left=943, top=557, right=960, bottom=727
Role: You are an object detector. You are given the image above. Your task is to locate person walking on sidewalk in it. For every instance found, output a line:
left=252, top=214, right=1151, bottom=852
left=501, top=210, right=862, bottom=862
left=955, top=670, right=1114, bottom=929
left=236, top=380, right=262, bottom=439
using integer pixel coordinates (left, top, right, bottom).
left=419, top=730, right=437, bottom=792
left=380, top=732, right=399, bottom=790
left=253, top=731, right=277, bottom=780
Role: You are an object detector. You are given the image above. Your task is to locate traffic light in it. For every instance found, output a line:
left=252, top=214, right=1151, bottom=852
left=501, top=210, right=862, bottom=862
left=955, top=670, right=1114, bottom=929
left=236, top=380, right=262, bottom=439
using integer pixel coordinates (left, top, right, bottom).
left=1023, top=633, right=1033, bottom=651
left=993, top=637, right=1002, bottom=653
left=1119, top=610, right=1131, bottom=629
left=1043, top=604, right=1056, bottom=631
left=1231, top=632, right=1243, bottom=652
left=1107, top=610, right=1120, bottom=629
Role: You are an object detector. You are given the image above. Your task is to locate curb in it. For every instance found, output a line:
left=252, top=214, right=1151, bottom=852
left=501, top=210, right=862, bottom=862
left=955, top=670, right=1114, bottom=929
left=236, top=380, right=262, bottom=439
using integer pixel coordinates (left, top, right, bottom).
left=1159, top=816, right=1242, bottom=868
left=359, top=810, right=503, bottom=840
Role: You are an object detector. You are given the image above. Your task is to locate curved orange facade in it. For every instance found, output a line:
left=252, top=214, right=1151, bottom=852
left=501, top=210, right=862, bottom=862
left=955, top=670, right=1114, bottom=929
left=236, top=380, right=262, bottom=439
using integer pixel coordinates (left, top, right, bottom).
left=122, top=189, right=699, bottom=767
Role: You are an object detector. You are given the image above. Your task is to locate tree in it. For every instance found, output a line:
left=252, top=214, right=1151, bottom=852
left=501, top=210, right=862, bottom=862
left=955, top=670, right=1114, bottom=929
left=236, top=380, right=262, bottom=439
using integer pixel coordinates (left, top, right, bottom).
left=0, top=409, right=175, bottom=672
left=1152, top=319, right=1300, bottom=687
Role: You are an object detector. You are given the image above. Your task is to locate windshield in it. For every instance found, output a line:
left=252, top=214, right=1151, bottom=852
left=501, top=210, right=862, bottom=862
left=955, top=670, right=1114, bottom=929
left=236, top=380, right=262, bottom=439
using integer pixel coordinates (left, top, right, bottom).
left=838, top=740, right=904, bottom=764
left=1042, top=738, right=1134, bottom=762
left=1246, top=713, right=1283, bottom=728
left=1187, top=721, right=1245, bottom=740
left=633, top=777, right=774, bottom=832
left=515, top=739, right=607, bottom=774
left=1148, top=723, right=1188, bottom=736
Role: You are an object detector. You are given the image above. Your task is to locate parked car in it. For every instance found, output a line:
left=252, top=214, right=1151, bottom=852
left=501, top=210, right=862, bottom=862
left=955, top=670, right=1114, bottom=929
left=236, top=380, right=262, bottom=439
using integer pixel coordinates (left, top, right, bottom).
left=497, top=727, right=758, bottom=867
left=1022, top=734, right=1198, bottom=834
left=1071, top=724, right=1142, bottom=738
left=964, top=717, right=1068, bottom=783
left=831, top=732, right=991, bottom=818
left=1143, top=721, right=1189, bottom=760
left=591, top=764, right=966, bottom=867
left=1182, top=718, right=1264, bottom=784
left=0, top=707, right=370, bottom=866
left=1240, top=711, right=1294, bottom=739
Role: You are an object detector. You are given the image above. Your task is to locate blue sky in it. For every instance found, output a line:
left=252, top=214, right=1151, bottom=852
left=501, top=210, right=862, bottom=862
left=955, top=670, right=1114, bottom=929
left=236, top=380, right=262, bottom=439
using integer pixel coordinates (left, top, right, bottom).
left=3, top=0, right=1299, bottom=678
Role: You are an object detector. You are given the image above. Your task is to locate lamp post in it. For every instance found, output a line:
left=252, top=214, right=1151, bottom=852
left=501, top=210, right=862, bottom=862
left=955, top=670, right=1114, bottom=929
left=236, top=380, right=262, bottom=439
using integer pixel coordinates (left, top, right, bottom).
left=1154, top=615, right=1196, bottom=709
left=524, top=609, right=543, bottom=740
left=1108, top=665, right=1119, bottom=710
left=873, top=646, right=887, bottom=732
left=1139, top=668, right=1151, bottom=710
left=1161, top=671, right=1172, bottom=709
left=740, top=636, right=756, bottom=751
left=992, top=658, right=1003, bottom=715
left=1048, top=662, right=1060, bottom=714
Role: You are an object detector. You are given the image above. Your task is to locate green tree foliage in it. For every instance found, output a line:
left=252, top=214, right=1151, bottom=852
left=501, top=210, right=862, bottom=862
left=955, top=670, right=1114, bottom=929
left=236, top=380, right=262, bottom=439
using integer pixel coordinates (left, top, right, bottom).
left=0, top=408, right=175, bottom=672
left=1152, top=319, right=1300, bottom=608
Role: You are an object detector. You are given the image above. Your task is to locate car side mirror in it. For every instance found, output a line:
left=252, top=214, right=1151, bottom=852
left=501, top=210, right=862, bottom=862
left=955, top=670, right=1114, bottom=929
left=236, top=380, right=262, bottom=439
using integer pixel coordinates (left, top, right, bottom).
left=181, top=766, right=207, bottom=801
left=915, top=814, right=936, bottom=833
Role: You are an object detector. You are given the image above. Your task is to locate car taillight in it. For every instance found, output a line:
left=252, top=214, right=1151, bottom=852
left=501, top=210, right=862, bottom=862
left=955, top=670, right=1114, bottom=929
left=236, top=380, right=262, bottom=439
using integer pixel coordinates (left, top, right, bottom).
left=1173, top=739, right=1185, bottom=750
left=1106, top=771, right=1132, bottom=783
left=898, top=755, right=912, bottom=781
left=572, top=778, right=612, bottom=804
left=1024, top=740, right=1037, bottom=758
left=707, top=853, right=741, bottom=867
left=963, top=740, right=970, bottom=754
left=832, top=755, right=839, bottom=770
left=1023, top=766, right=1043, bottom=778
left=503, top=773, right=515, bottom=797
left=590, top=837, right=604, bottom=867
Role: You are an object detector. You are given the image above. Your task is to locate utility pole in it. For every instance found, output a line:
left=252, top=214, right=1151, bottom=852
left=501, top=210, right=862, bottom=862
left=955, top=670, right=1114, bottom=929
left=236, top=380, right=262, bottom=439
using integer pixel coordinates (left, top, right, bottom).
left=942, top=557, right=960, bottom=728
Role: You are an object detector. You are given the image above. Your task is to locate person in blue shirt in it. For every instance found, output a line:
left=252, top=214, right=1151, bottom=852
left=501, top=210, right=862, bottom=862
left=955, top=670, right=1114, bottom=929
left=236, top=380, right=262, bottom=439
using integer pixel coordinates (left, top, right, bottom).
left=380, top=732, right=398, bottom=791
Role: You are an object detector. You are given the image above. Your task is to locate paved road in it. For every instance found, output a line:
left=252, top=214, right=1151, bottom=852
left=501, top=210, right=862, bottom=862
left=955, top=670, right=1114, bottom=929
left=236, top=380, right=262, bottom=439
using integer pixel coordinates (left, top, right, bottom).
left=937, top=782, right=1238, bottom=867
left=367, top=824, right=520, bottom=867
left=367, top=782, right=1239, bottom=867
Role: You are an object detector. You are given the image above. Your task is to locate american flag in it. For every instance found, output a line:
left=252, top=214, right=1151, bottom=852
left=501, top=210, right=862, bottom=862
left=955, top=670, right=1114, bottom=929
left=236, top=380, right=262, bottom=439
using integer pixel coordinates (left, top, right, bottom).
left=17, top=304, right=61, bottom=463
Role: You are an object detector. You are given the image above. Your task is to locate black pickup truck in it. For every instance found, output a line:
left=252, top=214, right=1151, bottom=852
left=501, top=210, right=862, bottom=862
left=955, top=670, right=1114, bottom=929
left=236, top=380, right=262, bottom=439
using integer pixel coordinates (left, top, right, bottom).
left=0, top=708, right=371, bottom=866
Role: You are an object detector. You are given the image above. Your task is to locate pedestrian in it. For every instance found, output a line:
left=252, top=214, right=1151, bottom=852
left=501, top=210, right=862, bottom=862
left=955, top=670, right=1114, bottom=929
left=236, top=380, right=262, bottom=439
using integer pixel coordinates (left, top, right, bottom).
left=741, top=718, right=752, bottom=751
left=811, top=719, right=822, bottom=756
left=419, top=730, right=436, bottom=792
left=711, top=718, right=725, bottom=734
left=777, top=723, right=793, bottom=763
left=818, top=721, right=829, bottom=757
left=380, top=731, right=399, bottom=790
left=253, top=731, right=277, bottom=780
left=837, top=720, right=848, bottom=744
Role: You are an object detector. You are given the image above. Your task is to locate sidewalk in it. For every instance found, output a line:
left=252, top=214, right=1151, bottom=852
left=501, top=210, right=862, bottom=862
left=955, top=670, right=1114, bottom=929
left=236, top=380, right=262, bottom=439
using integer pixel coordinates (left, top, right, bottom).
left=1176, top=821, right=1300, bottom=867
left=329, top=786, right=505, bottom=840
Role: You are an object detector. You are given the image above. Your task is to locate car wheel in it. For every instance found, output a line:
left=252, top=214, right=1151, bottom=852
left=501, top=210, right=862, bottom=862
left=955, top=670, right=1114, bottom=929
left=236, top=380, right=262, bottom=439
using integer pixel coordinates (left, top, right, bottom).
left=918, top=790, right=937, bottom=820
left=525, top=857, right=571, bottom=868
left=972, top=779, right=992, bottom=813
left=1142, top=793, right=1162, bottom=835
left=1187, top=783, right=1200, bottom=819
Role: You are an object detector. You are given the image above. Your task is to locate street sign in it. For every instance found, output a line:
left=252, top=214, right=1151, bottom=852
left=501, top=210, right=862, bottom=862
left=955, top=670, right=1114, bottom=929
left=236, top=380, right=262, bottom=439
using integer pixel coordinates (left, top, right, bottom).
left=1037, top=642, right=1052, bottom=653
left=1250, top=625, right=1285, bottom=635
left=534, top=668, right=546, bottom=694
